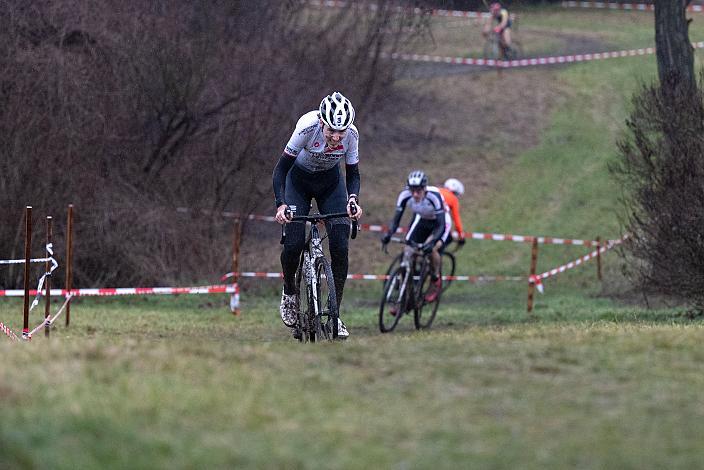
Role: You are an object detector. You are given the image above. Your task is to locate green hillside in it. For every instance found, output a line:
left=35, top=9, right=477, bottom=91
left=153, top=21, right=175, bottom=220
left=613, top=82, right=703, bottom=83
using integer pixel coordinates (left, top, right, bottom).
left=2, top=5, right=704, bottom=469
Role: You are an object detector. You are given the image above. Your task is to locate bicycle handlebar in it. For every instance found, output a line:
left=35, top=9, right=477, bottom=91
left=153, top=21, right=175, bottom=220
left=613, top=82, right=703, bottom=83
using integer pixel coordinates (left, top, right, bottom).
left=382, top=236, right=423, bottom=254
left=279, top=205, right=359, bottom=244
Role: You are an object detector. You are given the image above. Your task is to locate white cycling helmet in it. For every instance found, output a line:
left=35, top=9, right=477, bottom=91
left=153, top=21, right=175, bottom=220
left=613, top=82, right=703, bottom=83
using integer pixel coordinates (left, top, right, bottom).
left=319, top=92, right=355, bottom=131
left=407, top=170, right=428, bottom=188
left=444, top=178, right=465, bottom=196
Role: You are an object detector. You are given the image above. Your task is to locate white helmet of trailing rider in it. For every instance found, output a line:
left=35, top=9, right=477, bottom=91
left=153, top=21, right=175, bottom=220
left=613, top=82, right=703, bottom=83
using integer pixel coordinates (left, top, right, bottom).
left=444, top=178, right=465, bottom=197
left=407, top=170, right=428, bottom=188
left=319, top=92, right=355, bottom=131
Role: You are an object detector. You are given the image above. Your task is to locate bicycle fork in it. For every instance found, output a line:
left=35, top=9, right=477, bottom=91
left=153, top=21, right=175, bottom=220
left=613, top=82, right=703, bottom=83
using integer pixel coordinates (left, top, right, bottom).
left=305, top=234, right=325, bottom=324
left=391, top=261, right=412, bottom=312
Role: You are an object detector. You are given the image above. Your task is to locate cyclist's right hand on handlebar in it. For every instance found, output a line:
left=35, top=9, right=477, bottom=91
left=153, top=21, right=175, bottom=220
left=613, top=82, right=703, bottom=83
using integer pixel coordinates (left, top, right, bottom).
left=380, top=232, right=392, bottom=245
left=275, top=204, right=293, bottom=224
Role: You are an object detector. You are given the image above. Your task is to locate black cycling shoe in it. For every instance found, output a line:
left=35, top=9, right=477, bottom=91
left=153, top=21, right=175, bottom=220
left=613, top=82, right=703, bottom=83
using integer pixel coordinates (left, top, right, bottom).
left=291, top=327, right=302, bottom=341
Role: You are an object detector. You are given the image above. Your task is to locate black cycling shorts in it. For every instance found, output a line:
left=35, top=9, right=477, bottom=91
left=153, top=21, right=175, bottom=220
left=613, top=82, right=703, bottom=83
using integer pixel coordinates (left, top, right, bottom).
left=285, top=163, right=349, bottom=224
left=406, top=215, right=450, bottom=249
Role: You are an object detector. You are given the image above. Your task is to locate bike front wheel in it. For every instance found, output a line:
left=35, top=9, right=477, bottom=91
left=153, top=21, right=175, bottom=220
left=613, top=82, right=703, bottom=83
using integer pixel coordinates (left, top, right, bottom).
left=414, top=263, right=440, bottom=330
left=313, top=256, right=338, bottom=341
left=295, top=260, right=309, bottom=342
left=379, top=266, right=406, bottom=333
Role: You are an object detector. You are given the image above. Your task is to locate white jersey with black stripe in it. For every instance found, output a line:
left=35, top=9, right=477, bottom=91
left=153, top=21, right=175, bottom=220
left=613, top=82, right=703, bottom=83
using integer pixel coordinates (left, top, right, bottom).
left=283, top=111, right=359, bottom=173
left=395, top=185, right=446, bottom=220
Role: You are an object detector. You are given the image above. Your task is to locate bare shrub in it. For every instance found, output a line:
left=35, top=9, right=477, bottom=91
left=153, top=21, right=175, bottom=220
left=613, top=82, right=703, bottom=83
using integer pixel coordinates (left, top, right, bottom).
left=611, top=72, right=704, bottom=311
left=0, top=0, right=427, bottom=287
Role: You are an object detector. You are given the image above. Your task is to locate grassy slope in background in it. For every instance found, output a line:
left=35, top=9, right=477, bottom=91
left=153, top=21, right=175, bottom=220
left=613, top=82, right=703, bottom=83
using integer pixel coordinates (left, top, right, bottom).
left=2, top=7, right=704, bottom=470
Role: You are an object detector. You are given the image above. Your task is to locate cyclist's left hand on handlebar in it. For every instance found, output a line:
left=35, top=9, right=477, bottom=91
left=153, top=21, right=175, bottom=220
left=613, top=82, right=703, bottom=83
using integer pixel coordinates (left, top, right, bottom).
left=275, top=204, right=292, bottom=224
left=347, top=197, right=363, bottom=220
left=422, top=242, right=435, bottom=254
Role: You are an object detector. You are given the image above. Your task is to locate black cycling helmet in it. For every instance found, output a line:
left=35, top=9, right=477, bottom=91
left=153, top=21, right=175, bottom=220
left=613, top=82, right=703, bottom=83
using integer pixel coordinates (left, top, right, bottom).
left=407, top=170, right=428, bottom=189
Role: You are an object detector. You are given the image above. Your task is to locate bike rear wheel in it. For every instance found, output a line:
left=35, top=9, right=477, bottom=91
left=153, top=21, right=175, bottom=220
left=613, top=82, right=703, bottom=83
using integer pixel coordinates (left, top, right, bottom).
left=503, top=40, right=523, bottom=60
left=313, top=256, right=338, bottom=341
left=414, top=262, right=441, bottom=330
left=483, top=36, right=500, bottom=60
left=379, top=266, right=406, bottom=333
left=441, top=251, right=456, bottom=293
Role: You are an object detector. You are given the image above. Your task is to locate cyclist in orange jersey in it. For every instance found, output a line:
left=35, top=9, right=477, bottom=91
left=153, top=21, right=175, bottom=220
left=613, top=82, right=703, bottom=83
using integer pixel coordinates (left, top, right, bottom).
left=439, top=178, right=466, bottom=246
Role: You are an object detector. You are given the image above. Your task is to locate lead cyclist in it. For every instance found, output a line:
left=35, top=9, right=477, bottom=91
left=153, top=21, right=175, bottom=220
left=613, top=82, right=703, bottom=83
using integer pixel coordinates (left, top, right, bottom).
left=272, top=92, right=363, bottom=339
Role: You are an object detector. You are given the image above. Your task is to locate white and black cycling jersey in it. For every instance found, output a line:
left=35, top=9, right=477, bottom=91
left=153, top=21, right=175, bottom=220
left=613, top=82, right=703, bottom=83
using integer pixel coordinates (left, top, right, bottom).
left=395, top=185, right=445, bottom=220
left=283, top=111, right=359, bottom=173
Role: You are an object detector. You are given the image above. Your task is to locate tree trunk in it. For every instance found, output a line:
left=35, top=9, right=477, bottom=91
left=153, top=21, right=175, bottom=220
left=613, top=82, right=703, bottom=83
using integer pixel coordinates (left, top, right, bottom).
left=655, top=0, right=694, bottom=89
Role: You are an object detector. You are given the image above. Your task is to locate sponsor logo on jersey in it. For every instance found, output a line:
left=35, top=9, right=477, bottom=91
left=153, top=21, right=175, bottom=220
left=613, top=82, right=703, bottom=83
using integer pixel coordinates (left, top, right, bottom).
left=298, top=124, right=318, bottom=136
left=307, top=151, right=341, bottom=171
left=324, top=144, right=344, bottom=153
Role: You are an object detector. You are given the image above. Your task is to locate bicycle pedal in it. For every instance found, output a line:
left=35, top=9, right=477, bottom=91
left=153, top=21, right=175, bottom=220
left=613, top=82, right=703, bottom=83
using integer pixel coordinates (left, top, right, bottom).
left=292, top=328, right=302, bottom=341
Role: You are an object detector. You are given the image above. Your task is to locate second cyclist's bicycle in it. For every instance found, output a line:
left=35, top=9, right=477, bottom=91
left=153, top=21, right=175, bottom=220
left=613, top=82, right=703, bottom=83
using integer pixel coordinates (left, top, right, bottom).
left=379, top=237, right=442, bottom=333
left=482, top=31, right=523, bottom=61
left=383, top=237, right=460, bottom=294
left=281, top=204, right=358, bottom=342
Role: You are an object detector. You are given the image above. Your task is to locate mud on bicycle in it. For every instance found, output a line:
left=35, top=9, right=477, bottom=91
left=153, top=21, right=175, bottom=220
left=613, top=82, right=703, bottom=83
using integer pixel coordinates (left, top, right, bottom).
left=280, top=203, right=358, bottom=342
left=378, top=237, right=442, bottom=333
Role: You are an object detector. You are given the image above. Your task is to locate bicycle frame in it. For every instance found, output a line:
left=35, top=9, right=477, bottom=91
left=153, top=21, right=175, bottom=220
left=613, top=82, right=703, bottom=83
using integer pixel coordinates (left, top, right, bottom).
left=301, top=223, right=325, bottom=328
left=386, top=238, right=426, bottom=314
left=281, top=204, right=358, bottom=342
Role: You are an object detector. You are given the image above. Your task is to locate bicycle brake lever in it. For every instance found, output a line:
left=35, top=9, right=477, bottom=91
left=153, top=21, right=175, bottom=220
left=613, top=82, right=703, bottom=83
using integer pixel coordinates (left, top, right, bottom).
left=349, top=200, right=358, bottom=240
left=280, top=205, right=296, bottom=244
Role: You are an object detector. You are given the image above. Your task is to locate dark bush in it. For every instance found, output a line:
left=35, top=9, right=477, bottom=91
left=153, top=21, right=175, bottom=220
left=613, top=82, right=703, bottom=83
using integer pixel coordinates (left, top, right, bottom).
left=611, top=72, right=704, bottom=311
left=0, top=0, right=428, bottom=287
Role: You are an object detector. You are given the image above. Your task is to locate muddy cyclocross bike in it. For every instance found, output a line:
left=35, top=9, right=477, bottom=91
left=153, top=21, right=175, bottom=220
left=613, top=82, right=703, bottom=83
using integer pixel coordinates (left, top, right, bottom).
left=383, top=236, right=461, bottom=294
left=280, top=203, right=358, bottom=342
left=379, top=237, right=442, bottom=333
left=482, top=30, right=523, bottom=61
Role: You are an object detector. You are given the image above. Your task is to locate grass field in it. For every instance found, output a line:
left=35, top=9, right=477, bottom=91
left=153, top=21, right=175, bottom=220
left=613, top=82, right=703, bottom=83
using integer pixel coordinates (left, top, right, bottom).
left=2, top=293, right=704, bottom=469
left=3, top=5, right=704, bottom=470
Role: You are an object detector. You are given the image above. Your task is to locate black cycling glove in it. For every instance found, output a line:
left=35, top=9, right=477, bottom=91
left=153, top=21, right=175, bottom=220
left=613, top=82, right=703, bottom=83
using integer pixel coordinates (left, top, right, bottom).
left=381, top=232, right=392, bottom=245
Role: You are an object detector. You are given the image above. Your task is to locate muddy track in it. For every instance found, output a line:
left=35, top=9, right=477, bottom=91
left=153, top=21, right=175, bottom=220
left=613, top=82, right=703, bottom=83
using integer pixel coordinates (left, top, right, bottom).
left=395, top=33, right=611, bottom=80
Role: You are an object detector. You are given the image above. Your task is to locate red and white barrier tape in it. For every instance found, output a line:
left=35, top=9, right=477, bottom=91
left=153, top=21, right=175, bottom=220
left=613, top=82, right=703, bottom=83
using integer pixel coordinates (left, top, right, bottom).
left=561, top=1, right=703, bottom=12
left=529, top=236, right=626, bottom=293
left=181, top=207, right=616, bottom=246
left=222, top=271, right=523, bottom=283
left=386, top=41, right=704, bottom=68
left=24, top=294, right=73, bottom=340
left=0, top=284, right=237, bottom=297
left=0, top=257, right=52, bottom=265
left=307, top=0, right=497, bottom=18
left=1, top=321, right=20, bottom=341
left=27, top=243, right=59, bottom=313
left=230, top=283, right=240, bottom=313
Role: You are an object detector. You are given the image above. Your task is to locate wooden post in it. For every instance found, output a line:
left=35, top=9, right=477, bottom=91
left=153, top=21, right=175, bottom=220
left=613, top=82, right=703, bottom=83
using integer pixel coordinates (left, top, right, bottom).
left=65, top=204, right=74, bottom=327
left=526, top=238, right=539, bottom=313
left=596, top=236, right=602, bottom=281
left=44, top=216, right=53, bottom=338
left=230, top=218, right=242, bottom=315
left=22, top=206, right=32, bottom=338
